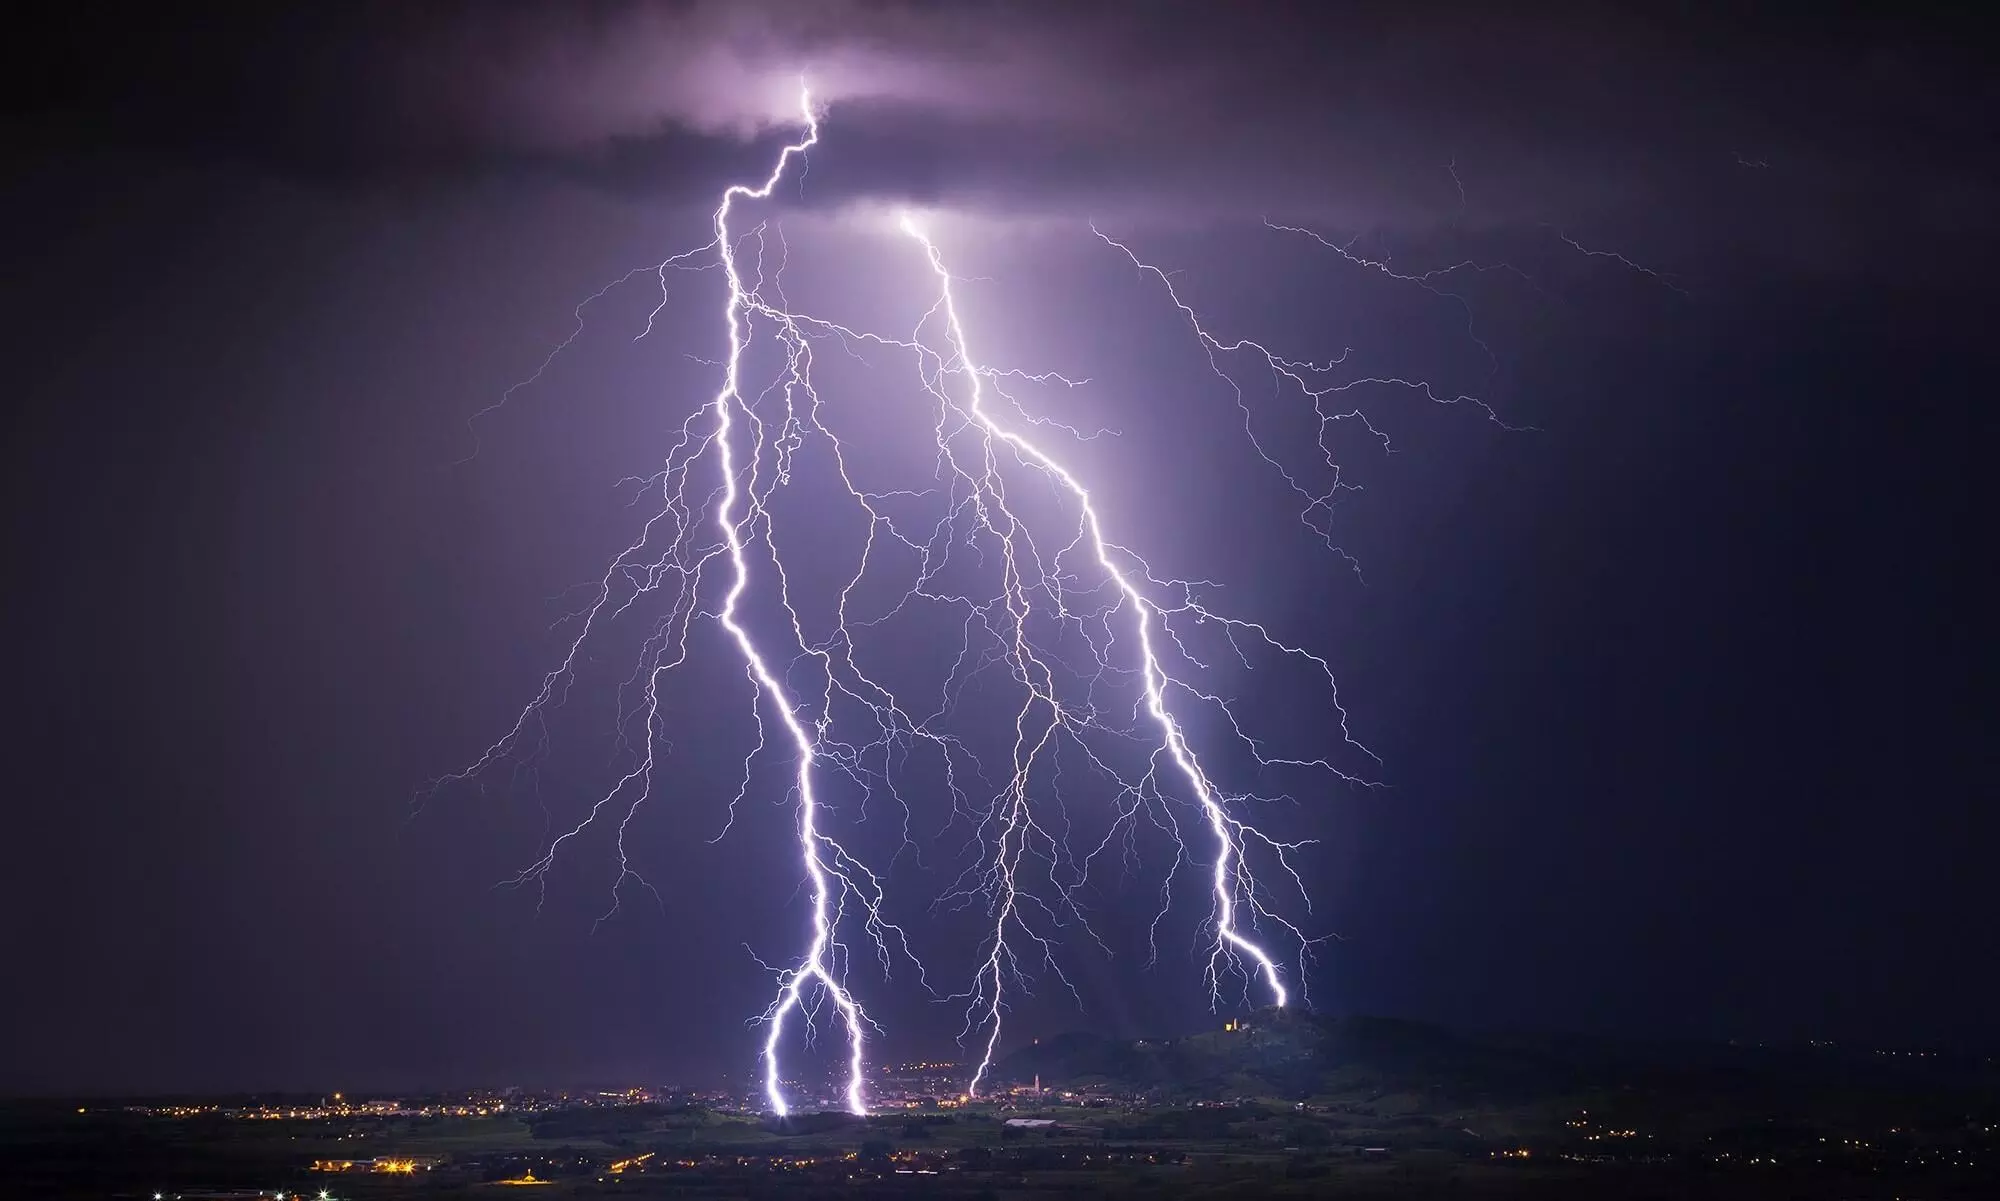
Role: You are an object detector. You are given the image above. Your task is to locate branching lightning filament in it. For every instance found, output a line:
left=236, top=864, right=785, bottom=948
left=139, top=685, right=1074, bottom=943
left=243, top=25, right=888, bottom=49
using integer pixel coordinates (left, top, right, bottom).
left=426, top=82, right=1556, bottom=1113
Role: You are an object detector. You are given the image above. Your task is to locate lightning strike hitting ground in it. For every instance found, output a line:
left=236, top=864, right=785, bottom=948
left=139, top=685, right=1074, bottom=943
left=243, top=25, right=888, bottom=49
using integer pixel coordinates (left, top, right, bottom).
left=432, top=82, right=1653, bottom=1114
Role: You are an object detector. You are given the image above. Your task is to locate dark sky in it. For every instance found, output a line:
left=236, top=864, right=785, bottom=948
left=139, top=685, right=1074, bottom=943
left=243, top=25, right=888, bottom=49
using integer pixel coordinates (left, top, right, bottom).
left=3, top=2, right=1992, bottom=1096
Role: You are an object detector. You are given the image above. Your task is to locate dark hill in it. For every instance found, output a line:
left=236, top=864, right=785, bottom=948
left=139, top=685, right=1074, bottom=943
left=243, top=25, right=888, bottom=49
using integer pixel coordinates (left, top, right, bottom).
left=998, top=1011, right=1568, bottom=1105
left=993, top=1010, right=2000, bottom=1122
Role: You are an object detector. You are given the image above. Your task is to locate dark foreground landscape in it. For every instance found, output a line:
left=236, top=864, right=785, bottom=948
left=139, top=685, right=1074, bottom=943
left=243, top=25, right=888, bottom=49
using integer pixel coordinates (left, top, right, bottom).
left=6, top=1012, right=1996, bottom=1199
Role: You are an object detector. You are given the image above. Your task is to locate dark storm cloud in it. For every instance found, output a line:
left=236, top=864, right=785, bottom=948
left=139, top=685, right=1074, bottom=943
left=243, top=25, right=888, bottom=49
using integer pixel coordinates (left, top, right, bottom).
left=14, top=1, right=1991, bottom=261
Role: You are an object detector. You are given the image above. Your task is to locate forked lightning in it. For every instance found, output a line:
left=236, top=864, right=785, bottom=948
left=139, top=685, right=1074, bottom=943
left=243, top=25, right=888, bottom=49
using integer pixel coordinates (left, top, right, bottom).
left=434, top=82, right=1581, bottom=1114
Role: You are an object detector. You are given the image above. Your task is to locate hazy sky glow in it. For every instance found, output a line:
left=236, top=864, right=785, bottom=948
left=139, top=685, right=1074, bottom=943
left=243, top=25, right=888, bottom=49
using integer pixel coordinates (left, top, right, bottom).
left=1, top=2, right=1990, bottom=1095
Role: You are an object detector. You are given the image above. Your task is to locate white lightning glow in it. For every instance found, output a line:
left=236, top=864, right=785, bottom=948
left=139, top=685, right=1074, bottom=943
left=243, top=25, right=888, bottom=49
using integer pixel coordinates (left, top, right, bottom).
left=432, top=80, right=1656, bottom=1112
left=703, top=91, right=877, bottom=1120
left=896, top=214, right=1292, bottom=1092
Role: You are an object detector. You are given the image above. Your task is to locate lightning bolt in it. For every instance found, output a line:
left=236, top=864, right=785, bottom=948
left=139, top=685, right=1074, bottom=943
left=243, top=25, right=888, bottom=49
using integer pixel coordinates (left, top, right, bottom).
left=893, top=216, right=1349, bottom=1092
left=704, top=92, right=890, bottom=1120
left=431, top=80, right=1661, bottom=1112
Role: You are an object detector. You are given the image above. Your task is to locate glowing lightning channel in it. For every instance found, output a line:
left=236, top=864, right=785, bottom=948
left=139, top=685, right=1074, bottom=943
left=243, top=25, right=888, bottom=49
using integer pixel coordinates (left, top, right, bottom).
left=701, top=88, right=881, bottom=1120
left=897, top=215, right=1291, bottom=1093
